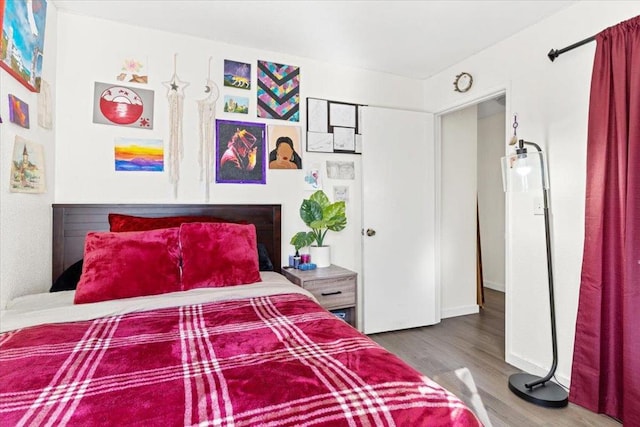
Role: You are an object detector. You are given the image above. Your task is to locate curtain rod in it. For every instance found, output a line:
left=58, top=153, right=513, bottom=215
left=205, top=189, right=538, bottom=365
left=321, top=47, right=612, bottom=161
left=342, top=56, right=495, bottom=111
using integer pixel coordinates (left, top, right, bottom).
left=547, top=35, right=596, bottom=62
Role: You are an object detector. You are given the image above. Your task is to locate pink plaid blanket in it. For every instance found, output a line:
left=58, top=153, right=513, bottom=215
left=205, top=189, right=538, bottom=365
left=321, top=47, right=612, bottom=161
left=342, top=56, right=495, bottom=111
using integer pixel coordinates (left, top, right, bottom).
left=0, top=293, right=480, bottom=426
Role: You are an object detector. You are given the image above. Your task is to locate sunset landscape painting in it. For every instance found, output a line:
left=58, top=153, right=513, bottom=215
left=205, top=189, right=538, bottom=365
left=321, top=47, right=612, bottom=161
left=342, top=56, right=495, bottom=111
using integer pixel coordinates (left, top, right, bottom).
left=114, top=137, right=163, bottom=171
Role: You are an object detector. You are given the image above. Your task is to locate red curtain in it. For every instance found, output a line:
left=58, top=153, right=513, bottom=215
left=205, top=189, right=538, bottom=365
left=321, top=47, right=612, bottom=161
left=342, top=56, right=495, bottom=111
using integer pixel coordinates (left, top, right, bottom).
left=570, top=16, right=640, bottom=425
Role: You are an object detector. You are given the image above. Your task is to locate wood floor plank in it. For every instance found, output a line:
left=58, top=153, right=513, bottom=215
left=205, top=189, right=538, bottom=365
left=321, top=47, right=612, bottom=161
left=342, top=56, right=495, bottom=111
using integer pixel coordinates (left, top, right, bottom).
left=369, top=289, right=620, bottom=426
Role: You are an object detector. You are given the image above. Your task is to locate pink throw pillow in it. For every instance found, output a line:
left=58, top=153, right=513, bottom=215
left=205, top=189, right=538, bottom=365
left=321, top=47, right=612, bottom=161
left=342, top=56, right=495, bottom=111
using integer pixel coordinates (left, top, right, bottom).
left=180, top=222, right=261, bottom=289
left=74, top=228, right=181, bottom=304
left=108, top=213, right=242, bottom=232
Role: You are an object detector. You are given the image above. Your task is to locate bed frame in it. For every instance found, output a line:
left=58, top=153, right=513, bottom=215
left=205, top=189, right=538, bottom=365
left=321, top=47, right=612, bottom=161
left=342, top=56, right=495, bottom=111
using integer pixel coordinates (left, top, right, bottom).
left=52, top=204, right=282, bottom=281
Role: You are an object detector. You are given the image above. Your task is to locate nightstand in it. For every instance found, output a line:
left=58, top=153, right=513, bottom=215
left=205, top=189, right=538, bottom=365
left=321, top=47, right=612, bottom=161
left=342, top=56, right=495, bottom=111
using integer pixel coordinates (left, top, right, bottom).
left=282, top=264, right=357, bottom=327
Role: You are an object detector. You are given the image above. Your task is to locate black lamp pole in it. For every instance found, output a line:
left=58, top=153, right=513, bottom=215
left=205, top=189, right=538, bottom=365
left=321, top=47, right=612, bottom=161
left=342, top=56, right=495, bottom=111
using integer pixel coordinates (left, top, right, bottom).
left=507, top=140, right=569, bottom=408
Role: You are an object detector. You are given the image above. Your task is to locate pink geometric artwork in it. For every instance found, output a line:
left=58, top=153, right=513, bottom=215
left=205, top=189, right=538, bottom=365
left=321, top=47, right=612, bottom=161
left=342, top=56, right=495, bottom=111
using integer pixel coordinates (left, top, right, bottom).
left=257, top=60, right=300, bottom=122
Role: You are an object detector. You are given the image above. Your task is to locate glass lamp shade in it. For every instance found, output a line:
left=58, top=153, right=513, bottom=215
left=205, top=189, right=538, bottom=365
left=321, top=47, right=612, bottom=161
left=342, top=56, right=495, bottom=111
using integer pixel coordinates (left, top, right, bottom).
left=501, top=150, right=549, bottom=193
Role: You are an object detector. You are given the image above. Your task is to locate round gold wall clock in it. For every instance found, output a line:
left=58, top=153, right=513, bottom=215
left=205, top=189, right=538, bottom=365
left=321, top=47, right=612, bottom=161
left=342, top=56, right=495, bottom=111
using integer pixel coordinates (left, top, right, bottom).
left=453, top=72, right=473, bottom=93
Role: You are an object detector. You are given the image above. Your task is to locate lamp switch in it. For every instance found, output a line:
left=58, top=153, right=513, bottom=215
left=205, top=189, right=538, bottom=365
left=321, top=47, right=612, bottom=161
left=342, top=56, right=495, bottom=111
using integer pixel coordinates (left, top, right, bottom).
left=534, top=197, right=544, bottom=215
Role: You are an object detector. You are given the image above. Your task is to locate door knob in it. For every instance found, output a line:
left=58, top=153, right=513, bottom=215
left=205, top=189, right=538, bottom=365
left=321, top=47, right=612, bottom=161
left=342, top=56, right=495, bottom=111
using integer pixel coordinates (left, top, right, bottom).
left=366, top=228, right=376, bottom=237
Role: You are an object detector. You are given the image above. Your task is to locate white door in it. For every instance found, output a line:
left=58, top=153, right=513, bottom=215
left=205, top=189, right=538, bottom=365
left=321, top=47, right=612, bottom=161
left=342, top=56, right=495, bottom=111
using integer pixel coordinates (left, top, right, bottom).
left=361, top=107, right=437, bottom=334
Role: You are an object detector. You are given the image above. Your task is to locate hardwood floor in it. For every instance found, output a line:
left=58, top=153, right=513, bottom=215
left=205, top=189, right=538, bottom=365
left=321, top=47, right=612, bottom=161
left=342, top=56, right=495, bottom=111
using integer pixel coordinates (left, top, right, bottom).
left=369, top=289, right=619, bottom=427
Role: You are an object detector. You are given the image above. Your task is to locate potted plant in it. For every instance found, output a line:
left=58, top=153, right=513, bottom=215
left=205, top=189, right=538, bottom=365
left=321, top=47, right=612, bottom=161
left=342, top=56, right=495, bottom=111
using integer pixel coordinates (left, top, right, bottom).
left=290, top=190, right=347, bottom=267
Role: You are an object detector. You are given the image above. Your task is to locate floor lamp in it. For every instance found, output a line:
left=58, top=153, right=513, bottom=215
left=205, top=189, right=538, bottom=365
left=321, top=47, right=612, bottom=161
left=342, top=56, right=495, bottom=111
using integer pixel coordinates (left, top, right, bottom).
left=501, top=139, right=569, bottom=408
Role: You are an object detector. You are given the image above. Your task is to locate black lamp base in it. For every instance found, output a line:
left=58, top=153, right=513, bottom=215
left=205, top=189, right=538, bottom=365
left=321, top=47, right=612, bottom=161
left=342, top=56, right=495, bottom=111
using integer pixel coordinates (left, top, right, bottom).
left=508, top=373, right=568, bottom=408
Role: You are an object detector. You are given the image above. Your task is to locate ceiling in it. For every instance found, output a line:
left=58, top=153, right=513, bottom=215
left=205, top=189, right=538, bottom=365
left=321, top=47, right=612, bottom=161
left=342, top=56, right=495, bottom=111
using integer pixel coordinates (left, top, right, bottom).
left=52, top=0, right=576, bottom=80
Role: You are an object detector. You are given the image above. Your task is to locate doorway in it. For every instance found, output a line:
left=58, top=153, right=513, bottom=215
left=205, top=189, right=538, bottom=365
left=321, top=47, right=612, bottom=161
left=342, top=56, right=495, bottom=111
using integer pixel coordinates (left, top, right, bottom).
left=438, top=93, right=506, bottom=317
left=476, top=96, right=506, bottom=295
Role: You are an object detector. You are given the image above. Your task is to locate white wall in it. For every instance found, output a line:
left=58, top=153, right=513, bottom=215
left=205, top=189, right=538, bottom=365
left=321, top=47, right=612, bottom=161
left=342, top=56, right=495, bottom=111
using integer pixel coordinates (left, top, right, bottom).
left=45, top=13, right=425, bottom=324
left=478, top=110, right=506, bottom=292
left=440, top=104, right=478, bottom=318
left=0, top=3, right=58, bottom=309
left=423, top=1, right=640, bottom=386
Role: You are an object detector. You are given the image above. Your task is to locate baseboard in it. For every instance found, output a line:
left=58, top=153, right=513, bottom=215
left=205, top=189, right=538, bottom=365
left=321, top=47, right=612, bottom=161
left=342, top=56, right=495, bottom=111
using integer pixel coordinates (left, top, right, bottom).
left=506, top=353, right=571, bottom=389
left=483, top=280, right=505, bottom=292
left=441, top=304, right=479, bottom=319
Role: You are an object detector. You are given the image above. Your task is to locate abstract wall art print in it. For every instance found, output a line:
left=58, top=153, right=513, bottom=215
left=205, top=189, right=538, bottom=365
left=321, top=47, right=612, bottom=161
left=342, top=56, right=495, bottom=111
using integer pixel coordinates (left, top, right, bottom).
left=223, top=60, right=251, bottom=90
left=10, top=135, right=45, bottom=193
left=303, top=164, right=322, bottom=191
left=257, top=60, right=300, bottom=122
left=0, top=0, right=47, bottom=92
left=114, top=137, right=163, bottom=172
left=8, top=94, right=29, bottom=128
left=216, top=119, right=266, bottom=184
left=93, top=82, right=154, bottom=129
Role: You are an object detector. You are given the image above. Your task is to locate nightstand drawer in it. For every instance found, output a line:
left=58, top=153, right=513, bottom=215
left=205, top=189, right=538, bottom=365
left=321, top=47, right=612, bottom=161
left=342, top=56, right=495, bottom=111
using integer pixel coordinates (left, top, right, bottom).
left=305, top=276, right=356, bottom=310
left=281, top=265, right=357, bottom=328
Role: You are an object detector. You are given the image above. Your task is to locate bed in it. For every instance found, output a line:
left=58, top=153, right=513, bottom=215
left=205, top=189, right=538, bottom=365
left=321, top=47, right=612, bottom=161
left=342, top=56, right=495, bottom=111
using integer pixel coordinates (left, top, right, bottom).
left=0, top=204, right=481, bottom=426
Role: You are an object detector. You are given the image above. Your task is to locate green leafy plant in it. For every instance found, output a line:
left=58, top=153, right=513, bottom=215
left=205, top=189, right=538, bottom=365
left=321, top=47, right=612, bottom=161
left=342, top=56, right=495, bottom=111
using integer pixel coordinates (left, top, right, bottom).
left=290, top=190, right=347, bottom=251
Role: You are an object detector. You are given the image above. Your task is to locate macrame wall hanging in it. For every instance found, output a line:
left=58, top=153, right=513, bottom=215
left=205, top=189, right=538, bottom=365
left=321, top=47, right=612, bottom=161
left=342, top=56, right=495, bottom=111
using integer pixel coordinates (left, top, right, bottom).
left=197, top=57, right=219, bottom=202
left=163, top=54, right=190, bottom=198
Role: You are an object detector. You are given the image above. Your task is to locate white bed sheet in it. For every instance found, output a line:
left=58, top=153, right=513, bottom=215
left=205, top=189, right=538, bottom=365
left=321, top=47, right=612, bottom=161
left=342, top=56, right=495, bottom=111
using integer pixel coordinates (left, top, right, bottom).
left=1, top=272, right=314, bottom=333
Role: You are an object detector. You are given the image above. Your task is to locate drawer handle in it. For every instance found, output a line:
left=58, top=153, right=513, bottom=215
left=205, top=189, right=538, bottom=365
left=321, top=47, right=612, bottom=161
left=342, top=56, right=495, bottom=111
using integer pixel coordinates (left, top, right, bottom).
left=321, top=291, right=343, bottom=296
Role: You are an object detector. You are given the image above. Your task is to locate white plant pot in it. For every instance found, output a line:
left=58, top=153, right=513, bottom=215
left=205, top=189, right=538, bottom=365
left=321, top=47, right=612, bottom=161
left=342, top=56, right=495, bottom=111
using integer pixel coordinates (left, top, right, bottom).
left=310, top=246, right=331, bottom=268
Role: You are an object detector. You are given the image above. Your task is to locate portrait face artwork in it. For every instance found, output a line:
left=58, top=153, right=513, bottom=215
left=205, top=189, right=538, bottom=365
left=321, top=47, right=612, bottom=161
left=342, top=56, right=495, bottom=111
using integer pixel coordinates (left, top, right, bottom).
left=216, top=120, right=266, bottom=184
left=267, top=125, right=302, bottom=170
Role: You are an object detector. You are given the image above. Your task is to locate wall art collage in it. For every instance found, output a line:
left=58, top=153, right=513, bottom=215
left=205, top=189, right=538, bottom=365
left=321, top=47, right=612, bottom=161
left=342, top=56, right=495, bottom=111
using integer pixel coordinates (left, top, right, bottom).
left=2, top=0, right=49, bottom=194
left=83, top=54, right=307, bottom=194
left=1, top=0, right=359, bottom=198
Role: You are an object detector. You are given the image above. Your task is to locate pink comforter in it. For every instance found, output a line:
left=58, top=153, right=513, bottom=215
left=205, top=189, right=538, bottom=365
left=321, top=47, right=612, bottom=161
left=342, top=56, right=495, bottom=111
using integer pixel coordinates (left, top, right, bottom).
left=0, top=293, right=480, bottom=426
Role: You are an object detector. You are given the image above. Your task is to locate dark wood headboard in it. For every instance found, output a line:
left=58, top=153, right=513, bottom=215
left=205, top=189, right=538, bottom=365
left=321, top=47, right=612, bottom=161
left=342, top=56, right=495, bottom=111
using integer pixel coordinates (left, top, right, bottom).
left=52, top=204, right=282, bottom=281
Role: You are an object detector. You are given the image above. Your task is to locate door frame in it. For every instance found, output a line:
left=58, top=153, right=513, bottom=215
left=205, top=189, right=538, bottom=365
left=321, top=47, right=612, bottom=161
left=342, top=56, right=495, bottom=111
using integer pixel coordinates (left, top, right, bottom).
left=433, top=86, right=510, bottom=354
